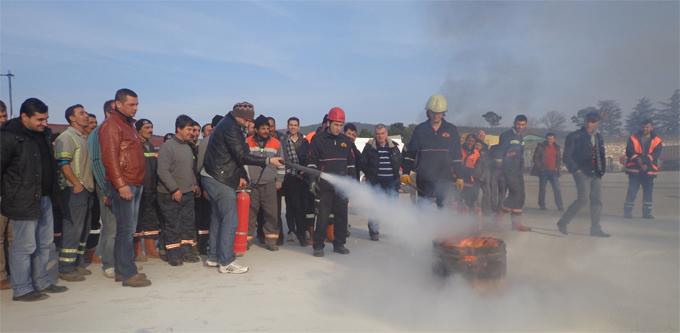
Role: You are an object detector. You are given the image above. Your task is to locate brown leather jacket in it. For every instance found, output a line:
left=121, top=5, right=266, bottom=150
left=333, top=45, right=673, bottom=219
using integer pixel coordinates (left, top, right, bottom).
left=99, top=110, right=145, bottom=189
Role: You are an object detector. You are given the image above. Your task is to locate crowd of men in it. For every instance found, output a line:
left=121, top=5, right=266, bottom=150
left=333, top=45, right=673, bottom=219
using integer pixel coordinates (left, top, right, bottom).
left=0, top=91, right=664, bottom=302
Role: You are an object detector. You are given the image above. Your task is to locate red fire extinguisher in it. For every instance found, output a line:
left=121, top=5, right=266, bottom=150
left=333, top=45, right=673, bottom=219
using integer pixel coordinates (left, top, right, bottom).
left=234, top=189, right=250, bottom=255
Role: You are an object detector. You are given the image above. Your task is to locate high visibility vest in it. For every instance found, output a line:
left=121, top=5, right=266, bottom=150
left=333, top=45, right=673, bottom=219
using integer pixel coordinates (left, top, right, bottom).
left=246, top=135, right=281, bottom=155
left=626, top=134, right=662, bottom=175
left=460, top=147, right=480, bottom=169
left=305, top=130, right=316, bottom=144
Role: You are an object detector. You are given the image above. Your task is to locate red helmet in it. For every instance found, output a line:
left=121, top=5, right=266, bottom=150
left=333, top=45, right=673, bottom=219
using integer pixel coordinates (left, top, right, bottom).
left=327, top=107, right=345, bottom=123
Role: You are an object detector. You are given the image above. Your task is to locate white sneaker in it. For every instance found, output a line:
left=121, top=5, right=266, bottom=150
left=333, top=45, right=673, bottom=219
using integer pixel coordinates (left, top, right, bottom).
left=205, top=259, right=218, bottom=267
left=287, top=233, right=297, bottom=243
left=218, top=261, right=248, bottom=274
left=103, top=268, right=115, bottom=279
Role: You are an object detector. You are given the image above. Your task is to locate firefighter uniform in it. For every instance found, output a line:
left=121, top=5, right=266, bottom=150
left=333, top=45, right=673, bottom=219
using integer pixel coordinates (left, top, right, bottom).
left=307, top=129, right=356, bottom=251
left=624, top=132, right=663, bottom=218
left=137, top=139, right=161, bottom=257
left=402, top=119, right=462, bottom=207
left=493, top=128, right=529, bottom=230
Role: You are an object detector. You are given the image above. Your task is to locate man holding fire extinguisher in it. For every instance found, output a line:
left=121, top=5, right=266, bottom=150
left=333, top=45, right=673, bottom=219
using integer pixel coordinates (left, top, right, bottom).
left=201, top=102, right=283, bottom=274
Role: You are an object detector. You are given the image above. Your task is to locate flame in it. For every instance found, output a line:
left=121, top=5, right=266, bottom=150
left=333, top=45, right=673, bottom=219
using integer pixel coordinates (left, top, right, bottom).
left=462, top=255, right=477, bottom=263
left=440, top=236, right=502, bottom=249
left=456, top=237, right=502, bottom=249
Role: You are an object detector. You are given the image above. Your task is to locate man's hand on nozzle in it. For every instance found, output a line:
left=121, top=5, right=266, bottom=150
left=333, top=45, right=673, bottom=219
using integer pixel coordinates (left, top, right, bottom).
left=269, top=157, right=284, bottom=167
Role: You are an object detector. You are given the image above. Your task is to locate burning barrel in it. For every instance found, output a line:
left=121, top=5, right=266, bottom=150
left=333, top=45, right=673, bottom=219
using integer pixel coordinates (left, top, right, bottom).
left=432, top=236, right=507, bottom=284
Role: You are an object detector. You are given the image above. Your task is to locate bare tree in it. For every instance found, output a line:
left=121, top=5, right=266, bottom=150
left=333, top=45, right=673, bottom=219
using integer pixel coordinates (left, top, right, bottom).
left=539, top=110, right=567, bottom=131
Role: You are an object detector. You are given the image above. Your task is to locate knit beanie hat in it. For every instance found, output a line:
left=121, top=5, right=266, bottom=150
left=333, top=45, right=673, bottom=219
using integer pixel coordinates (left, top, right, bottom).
left=232, top=102, right=255, bottom=121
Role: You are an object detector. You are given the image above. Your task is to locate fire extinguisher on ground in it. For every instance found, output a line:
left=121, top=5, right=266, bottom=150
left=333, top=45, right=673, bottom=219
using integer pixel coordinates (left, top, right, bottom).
left=234, top=189, right=251, bottom=255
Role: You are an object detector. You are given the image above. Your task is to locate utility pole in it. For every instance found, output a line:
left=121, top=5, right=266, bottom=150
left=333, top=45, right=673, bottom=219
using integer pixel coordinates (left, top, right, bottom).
left=0, top=70, right=15, bottom=117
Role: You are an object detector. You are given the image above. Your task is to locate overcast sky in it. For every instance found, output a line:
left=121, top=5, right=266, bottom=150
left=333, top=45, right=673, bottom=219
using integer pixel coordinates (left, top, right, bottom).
left=1, top=1, right=677, bottom=133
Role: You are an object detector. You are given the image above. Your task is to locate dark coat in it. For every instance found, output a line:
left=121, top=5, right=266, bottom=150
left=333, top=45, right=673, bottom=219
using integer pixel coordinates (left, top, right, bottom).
left=1, top=118, right=59, bottom=220
left=360, top=138, right=401, bottom=184
left=563, top=128, right=606, bottom=177
left=402, top=119, right=462, bottom=182
left=204, top=112, right=267, bottom=189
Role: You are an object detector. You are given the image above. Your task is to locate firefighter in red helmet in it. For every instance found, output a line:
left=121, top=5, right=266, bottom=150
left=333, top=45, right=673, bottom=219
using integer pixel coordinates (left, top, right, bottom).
left=306, top=107, right=356, bottom=257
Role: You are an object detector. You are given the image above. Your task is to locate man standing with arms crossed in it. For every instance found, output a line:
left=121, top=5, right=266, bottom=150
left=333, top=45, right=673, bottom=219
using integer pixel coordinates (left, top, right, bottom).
left=100, top=89, right=151, bottom=287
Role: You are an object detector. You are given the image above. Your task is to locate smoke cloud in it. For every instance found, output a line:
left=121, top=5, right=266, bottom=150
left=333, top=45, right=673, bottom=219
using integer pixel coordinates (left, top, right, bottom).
left=426, top=1, right=680, bottom=127
left=315, top=174, right=678, bottom=331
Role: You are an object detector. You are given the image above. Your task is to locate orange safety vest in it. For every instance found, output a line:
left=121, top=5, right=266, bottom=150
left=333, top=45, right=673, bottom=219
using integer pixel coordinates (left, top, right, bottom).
left=626, top=134, right=662, bottom=175
left=460, top=147, right=480, bottom=169
left=305, top=130, right=316, bottom=144
left=246, top=135, right=281, bottom=154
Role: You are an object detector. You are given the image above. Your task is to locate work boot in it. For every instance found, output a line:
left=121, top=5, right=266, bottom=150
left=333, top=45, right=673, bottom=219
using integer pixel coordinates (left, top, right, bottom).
left=167, top=249, right=183, bottom=266
left=590, top=228, right=611, bottom=238
left=557, top=221, right=568, bottom=235
left=13, top=291, right=49, bottom=302
left=264, top=240, right=279, bottom=252
left=59, top=271, right=85, bottom=282
left=333, top=245, right=350, bottom=255
left=143, top=238, right=160, bottom=258
left=313, top=248, right=324, bottom=257
left=75, top=266, right=92, bottom=276
left=510, top=214, right=531, bottom=232
left=85, top=248, right=101, bottom=264
left=39, top=284, right=68, bottom=293
left=0, top=279, right=11, bottom=290
left=115, top=273, right=146, bottom=282
left=122, top=274, right=152, bottom=288
left=134, top=239, right=147, bottom=262
left=182, top=248, right=201, bottom=263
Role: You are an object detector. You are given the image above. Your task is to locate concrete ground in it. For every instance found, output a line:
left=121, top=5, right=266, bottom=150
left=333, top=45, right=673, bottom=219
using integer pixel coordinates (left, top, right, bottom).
left=1, top=172, right=678, bottom=332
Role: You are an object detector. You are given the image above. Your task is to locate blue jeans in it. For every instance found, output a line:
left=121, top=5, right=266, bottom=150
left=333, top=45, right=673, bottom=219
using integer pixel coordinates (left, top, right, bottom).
left=625, top=174, right=654, bottom=214
left=111, top=185, right=142, bottom=280
left=202, top=176, right=237, bottom=266
left=538, top=171, right=564, bottom=209
left=9, top=196, right=58, bottom=297
left=368, top=179, right=399, bottom=233
left=95, top=184, right=116, bottom=271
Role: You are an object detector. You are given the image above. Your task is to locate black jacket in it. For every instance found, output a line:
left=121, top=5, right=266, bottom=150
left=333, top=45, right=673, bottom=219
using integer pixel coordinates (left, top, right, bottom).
left=361, top=138, right=401, bottom=184
left=402, top=119, right=462, bottom=182
left=204, top=112, right=267, bottom=189
left=563, top=128, right=606, bottom=177
left=307, top=129, right=356, bottom=189
left=141, top=140, right=159, bottom=193
left=1, top=118, right=59, bottom=220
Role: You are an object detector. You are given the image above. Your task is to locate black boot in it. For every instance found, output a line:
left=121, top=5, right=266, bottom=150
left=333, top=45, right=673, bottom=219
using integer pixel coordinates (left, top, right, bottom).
left=333, top=244, right=350, bottom=255
left=167, top=248, right=183, bottom=266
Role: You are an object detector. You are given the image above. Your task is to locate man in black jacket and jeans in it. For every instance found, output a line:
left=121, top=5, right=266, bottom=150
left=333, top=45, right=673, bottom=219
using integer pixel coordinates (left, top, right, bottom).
left=557, top=111, right=610, bottom=237
left=1, top=98, right=68, bottom=301
left=201, top=102, right=283, bottom=273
